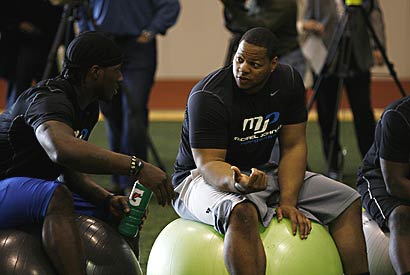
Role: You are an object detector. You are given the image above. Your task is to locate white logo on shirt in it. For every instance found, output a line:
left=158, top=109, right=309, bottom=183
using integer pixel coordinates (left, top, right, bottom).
left=270, top=89, right=280, bottom=97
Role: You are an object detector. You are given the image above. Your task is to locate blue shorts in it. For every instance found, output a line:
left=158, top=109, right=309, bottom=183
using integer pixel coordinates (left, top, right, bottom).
left=0, top=177, right=110, bottom=228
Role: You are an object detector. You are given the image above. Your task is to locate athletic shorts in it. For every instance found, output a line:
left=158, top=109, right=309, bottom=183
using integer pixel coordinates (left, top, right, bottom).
left=357, top=170, right=410, bottom=231
left=173, top=169, right=360, bottom=234
left=0, top=177, right=110, bottom=228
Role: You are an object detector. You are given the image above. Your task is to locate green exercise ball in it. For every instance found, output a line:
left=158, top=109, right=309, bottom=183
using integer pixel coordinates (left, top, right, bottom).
left=147, top=218, right=343, bottom=275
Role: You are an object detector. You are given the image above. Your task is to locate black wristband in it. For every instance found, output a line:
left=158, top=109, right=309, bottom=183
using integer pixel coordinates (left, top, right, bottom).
left=129, top=156, right=144, bottom=176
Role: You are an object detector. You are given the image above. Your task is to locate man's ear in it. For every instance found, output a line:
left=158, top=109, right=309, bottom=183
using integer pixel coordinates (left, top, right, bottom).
left=270, top=56, right=278, bottom=72
left=88, top=65, right=102, bottom=80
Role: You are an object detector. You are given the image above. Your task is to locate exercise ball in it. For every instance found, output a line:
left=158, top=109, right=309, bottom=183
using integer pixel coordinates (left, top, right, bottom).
left=362, top=212, right=395, bottom=275
left=147, top=218, right=343, bottom=275
left=0, top=215, right=142, bottom=275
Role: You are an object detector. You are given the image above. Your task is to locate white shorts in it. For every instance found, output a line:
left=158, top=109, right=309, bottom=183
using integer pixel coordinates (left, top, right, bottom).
left=172, top=168, right=360, bottom=234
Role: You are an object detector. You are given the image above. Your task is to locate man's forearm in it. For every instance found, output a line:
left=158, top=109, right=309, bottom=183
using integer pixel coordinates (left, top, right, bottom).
left=61, top=169, right=112, bottom=207
left=198, top=161, right=237, bottom=193
left=55, top=136, right=133, bottom=176
left=277, top=145, right=307, bottom=206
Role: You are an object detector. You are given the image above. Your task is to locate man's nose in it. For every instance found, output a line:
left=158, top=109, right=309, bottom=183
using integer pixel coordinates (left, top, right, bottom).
left=239, top=62, right=250, bottom=73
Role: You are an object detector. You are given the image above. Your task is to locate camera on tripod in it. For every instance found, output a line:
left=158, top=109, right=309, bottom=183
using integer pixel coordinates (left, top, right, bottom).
left=345, top=0, right=375, bottom=12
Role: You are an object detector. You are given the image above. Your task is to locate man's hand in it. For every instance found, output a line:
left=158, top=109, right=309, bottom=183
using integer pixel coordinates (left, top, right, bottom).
left=137, top=30, right=154, bottom=43
left=373, top=49, right=384, bottom=66
left=107, top=196, right=149, bottom=230
left=107, top=195, right=130, bottom=221
left=231, top=166, right=267, bottom=194
left=303, top=20, right=325, bottom=35
left=276, top=204, right=312, bottom=239
left=136, top=161, right=175, bottom=206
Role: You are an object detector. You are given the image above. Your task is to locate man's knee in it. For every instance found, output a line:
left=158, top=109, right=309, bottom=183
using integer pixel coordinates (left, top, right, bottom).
left=388, top=205, right=410, bottom=233
left=228, top=202, right=259, bottom=229
left=46, top=184, right=74, bottom=215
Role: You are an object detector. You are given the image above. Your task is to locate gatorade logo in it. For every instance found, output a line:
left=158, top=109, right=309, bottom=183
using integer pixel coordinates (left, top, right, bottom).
left=129, top=189, right=144, bottom=207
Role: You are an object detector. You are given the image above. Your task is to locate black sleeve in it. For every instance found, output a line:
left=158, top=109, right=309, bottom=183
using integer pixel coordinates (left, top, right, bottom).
left=379, top=110, right=410, bottom=163
left=188, top=91, right=229, bottom=149
left=25, top=90, right=75, bottom=131
left=282, top=67, right=307, bottom=125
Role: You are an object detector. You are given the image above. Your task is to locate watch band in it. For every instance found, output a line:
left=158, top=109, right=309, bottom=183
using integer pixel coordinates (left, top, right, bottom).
left=129, top=156, right=144, bottom=176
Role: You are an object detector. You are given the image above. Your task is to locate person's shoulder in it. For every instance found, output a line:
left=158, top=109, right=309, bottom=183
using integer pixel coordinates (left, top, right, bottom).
left=383, top=96, right=410, bottom=122
left=272, top=63, right=301, bottom=86
left=35, top=77, right=76, bottom=98
left=385, top=96, right=410, bottom=112
left=192, top=65, right=233, bottom=94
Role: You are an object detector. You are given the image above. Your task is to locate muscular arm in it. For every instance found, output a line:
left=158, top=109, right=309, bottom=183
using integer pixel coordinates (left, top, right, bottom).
left=277, top=122, right=311, bottom=238
left=380, top=158, right=410, bottom=201
left=192, top=148, right=236, bottom=192
left=35, top=120, right=173, bottom=205
left=36, top=121, right=131, bottom=175
left=61, top=168, right=115, bottom=207
left=192, top=148, right=267, bottom=194
left=277, top=122, right=307, bottom=206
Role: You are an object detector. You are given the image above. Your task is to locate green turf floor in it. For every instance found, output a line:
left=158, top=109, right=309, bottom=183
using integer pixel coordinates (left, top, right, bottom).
left=88, top=120, right=363, bottom=273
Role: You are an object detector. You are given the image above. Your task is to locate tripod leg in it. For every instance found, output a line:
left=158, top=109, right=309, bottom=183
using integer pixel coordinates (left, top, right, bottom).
left=325, top=77, right=344, bottom=179
left=42, top=3, right=73, bottom=80
left=120, top=81, right=167, bottom=173
left=359, top=6, right=407, bottom=97
left=319, top=12, right=353, bottom=180
left=307, top=11, right=349, bottom=112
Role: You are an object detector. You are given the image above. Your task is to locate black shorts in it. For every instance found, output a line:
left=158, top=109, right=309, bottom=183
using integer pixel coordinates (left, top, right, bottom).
left=357, top=169, right=410, bottom=230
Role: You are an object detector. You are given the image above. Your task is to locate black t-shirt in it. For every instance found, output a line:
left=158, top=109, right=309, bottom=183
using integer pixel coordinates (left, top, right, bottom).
left=172, top=64, right=307, bottom=187
left=358, top=96, right=410, bottom=179
left=0, top=77, right=99, bottom=180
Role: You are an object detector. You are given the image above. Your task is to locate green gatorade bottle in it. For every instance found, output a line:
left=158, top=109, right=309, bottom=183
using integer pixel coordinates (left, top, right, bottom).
left=118, top=181, right=153, bottom=237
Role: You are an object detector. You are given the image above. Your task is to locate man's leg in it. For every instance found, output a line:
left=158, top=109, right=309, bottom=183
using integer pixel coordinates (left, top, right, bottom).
left=173, top=171, right=268, bottom=275
left=99, top=93, right=124, bottom=194
left=42, top=184, right=86, bottom=275
left=118, top=39, right=156, bottom=192
left=328, top=199, right=369, bottom=275
left=224, top=202, right=265, bottom=275
left=316, top=74, right=344, bottom=178
left=344, top=71, right=375, bottom=158
left=0, top=178, right=86, bottom=274
left=387, top=205, right=410, bottom=274
left=295, top=173, right=369, bottom=275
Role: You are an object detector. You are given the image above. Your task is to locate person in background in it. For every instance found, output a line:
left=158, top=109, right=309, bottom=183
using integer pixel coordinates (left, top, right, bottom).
left=302, top=0, right=386, bottom=180
left=221, top=0, right=307, bottom=165
left=77, top=0, right=180, bottom=195
left=221, top=0, right=306, bottom=79
left=0, top=32, right=174, bottom=275
left=0, top=0, right=62, bottom=108
left=172, top=27, right=369, bottom=275
left=357, top=95, right=410, bottom=275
